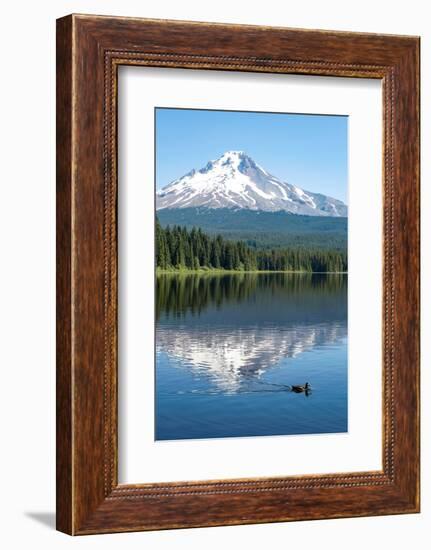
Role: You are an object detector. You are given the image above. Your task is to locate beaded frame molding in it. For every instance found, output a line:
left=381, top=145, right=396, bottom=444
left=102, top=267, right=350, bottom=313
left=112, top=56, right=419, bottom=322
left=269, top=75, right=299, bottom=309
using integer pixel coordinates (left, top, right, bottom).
left=56, top=14, right=420, bottom=535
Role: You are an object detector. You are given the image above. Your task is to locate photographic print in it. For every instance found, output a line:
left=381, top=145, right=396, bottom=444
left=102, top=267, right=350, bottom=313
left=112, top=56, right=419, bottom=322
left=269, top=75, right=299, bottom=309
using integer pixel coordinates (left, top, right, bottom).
left=155, top=107, right=348, bottom=441
left=56, top=16, right=420, bottom=533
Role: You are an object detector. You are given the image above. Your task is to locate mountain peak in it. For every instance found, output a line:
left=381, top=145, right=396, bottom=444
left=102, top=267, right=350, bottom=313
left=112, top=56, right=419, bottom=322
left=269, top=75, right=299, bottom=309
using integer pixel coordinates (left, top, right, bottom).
left=157, top=151, right=347, bottom=217
left=208, top=150, right=252, bottom=169
left=208, top=150, right=259, bottom=172
left=220, top=150, right=246, bottom=157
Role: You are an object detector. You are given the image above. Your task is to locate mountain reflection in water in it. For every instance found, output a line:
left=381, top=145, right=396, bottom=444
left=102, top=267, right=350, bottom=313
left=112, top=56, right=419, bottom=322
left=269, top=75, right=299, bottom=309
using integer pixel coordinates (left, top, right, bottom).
left=155, top=273, right=348, bottom=440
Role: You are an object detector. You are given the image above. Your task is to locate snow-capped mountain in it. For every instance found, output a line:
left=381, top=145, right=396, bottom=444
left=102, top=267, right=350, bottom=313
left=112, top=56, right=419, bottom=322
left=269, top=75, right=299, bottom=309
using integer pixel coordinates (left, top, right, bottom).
left=156, top=150, right=347, bottom=217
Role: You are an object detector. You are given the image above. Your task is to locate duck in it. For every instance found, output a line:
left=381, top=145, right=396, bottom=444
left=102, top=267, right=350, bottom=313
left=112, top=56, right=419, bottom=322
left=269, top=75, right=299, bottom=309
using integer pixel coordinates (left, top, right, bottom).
left=291, top=382, right=310, bottom=393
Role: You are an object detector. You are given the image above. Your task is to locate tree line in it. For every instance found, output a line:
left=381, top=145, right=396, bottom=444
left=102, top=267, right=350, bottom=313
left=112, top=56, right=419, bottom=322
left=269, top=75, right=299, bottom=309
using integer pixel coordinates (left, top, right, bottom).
left=156, top=218, right=347, bottom=273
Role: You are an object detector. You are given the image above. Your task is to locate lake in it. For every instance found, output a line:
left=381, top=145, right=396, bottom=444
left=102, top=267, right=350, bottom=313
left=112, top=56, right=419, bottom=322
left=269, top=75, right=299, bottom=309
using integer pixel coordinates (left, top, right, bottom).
left=155, top=272, right=347, bottom=440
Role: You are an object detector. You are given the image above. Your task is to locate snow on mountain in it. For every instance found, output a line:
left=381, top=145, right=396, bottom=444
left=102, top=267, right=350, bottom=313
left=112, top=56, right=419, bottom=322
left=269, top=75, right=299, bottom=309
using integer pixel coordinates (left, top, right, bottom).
left=156, top=150, right=347, bottom=217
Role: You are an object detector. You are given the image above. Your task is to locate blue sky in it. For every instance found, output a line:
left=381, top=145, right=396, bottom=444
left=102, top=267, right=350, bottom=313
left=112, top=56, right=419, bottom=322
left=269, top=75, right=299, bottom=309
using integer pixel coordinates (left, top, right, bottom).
left=155, top=108, right=348, bottom=203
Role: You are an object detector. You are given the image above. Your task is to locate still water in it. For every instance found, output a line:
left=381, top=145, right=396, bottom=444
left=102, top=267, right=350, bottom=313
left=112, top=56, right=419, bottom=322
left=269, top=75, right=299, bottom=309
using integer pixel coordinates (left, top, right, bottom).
left=155, top=273, right=347, bottom=440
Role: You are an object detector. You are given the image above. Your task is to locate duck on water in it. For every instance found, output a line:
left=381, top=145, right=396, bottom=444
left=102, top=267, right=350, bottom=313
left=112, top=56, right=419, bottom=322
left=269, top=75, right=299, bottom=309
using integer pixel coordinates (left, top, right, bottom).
left=291, top=382, right=311, bottom=393
left=256, top=381, right=312, bottom=395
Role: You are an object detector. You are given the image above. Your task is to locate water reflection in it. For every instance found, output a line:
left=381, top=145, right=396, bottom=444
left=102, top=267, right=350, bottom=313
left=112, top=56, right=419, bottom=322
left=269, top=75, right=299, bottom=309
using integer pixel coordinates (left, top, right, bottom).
left=156, top=272, right=346, bottom=321
left=156, top=273, right=347, bottom=392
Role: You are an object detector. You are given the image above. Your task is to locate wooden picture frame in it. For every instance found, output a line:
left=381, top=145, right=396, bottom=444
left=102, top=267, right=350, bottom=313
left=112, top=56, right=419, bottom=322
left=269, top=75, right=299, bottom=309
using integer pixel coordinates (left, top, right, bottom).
left=56, top=14, right=420, bottom=535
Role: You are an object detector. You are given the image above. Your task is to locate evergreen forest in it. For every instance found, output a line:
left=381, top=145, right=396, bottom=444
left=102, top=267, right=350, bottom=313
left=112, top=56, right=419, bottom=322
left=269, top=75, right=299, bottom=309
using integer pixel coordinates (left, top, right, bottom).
left=156, top=218, right=347, bottom=273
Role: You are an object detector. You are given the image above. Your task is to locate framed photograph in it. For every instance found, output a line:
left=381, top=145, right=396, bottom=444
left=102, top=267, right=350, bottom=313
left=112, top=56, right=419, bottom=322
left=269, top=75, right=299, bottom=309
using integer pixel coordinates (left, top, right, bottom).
left=56, top=14, right=420, bottom=535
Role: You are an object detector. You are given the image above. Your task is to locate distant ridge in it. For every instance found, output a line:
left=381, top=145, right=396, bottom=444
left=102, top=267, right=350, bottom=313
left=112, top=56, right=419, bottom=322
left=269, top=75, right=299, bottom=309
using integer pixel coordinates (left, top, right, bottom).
left=157, top=207, right=347, bottom=251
